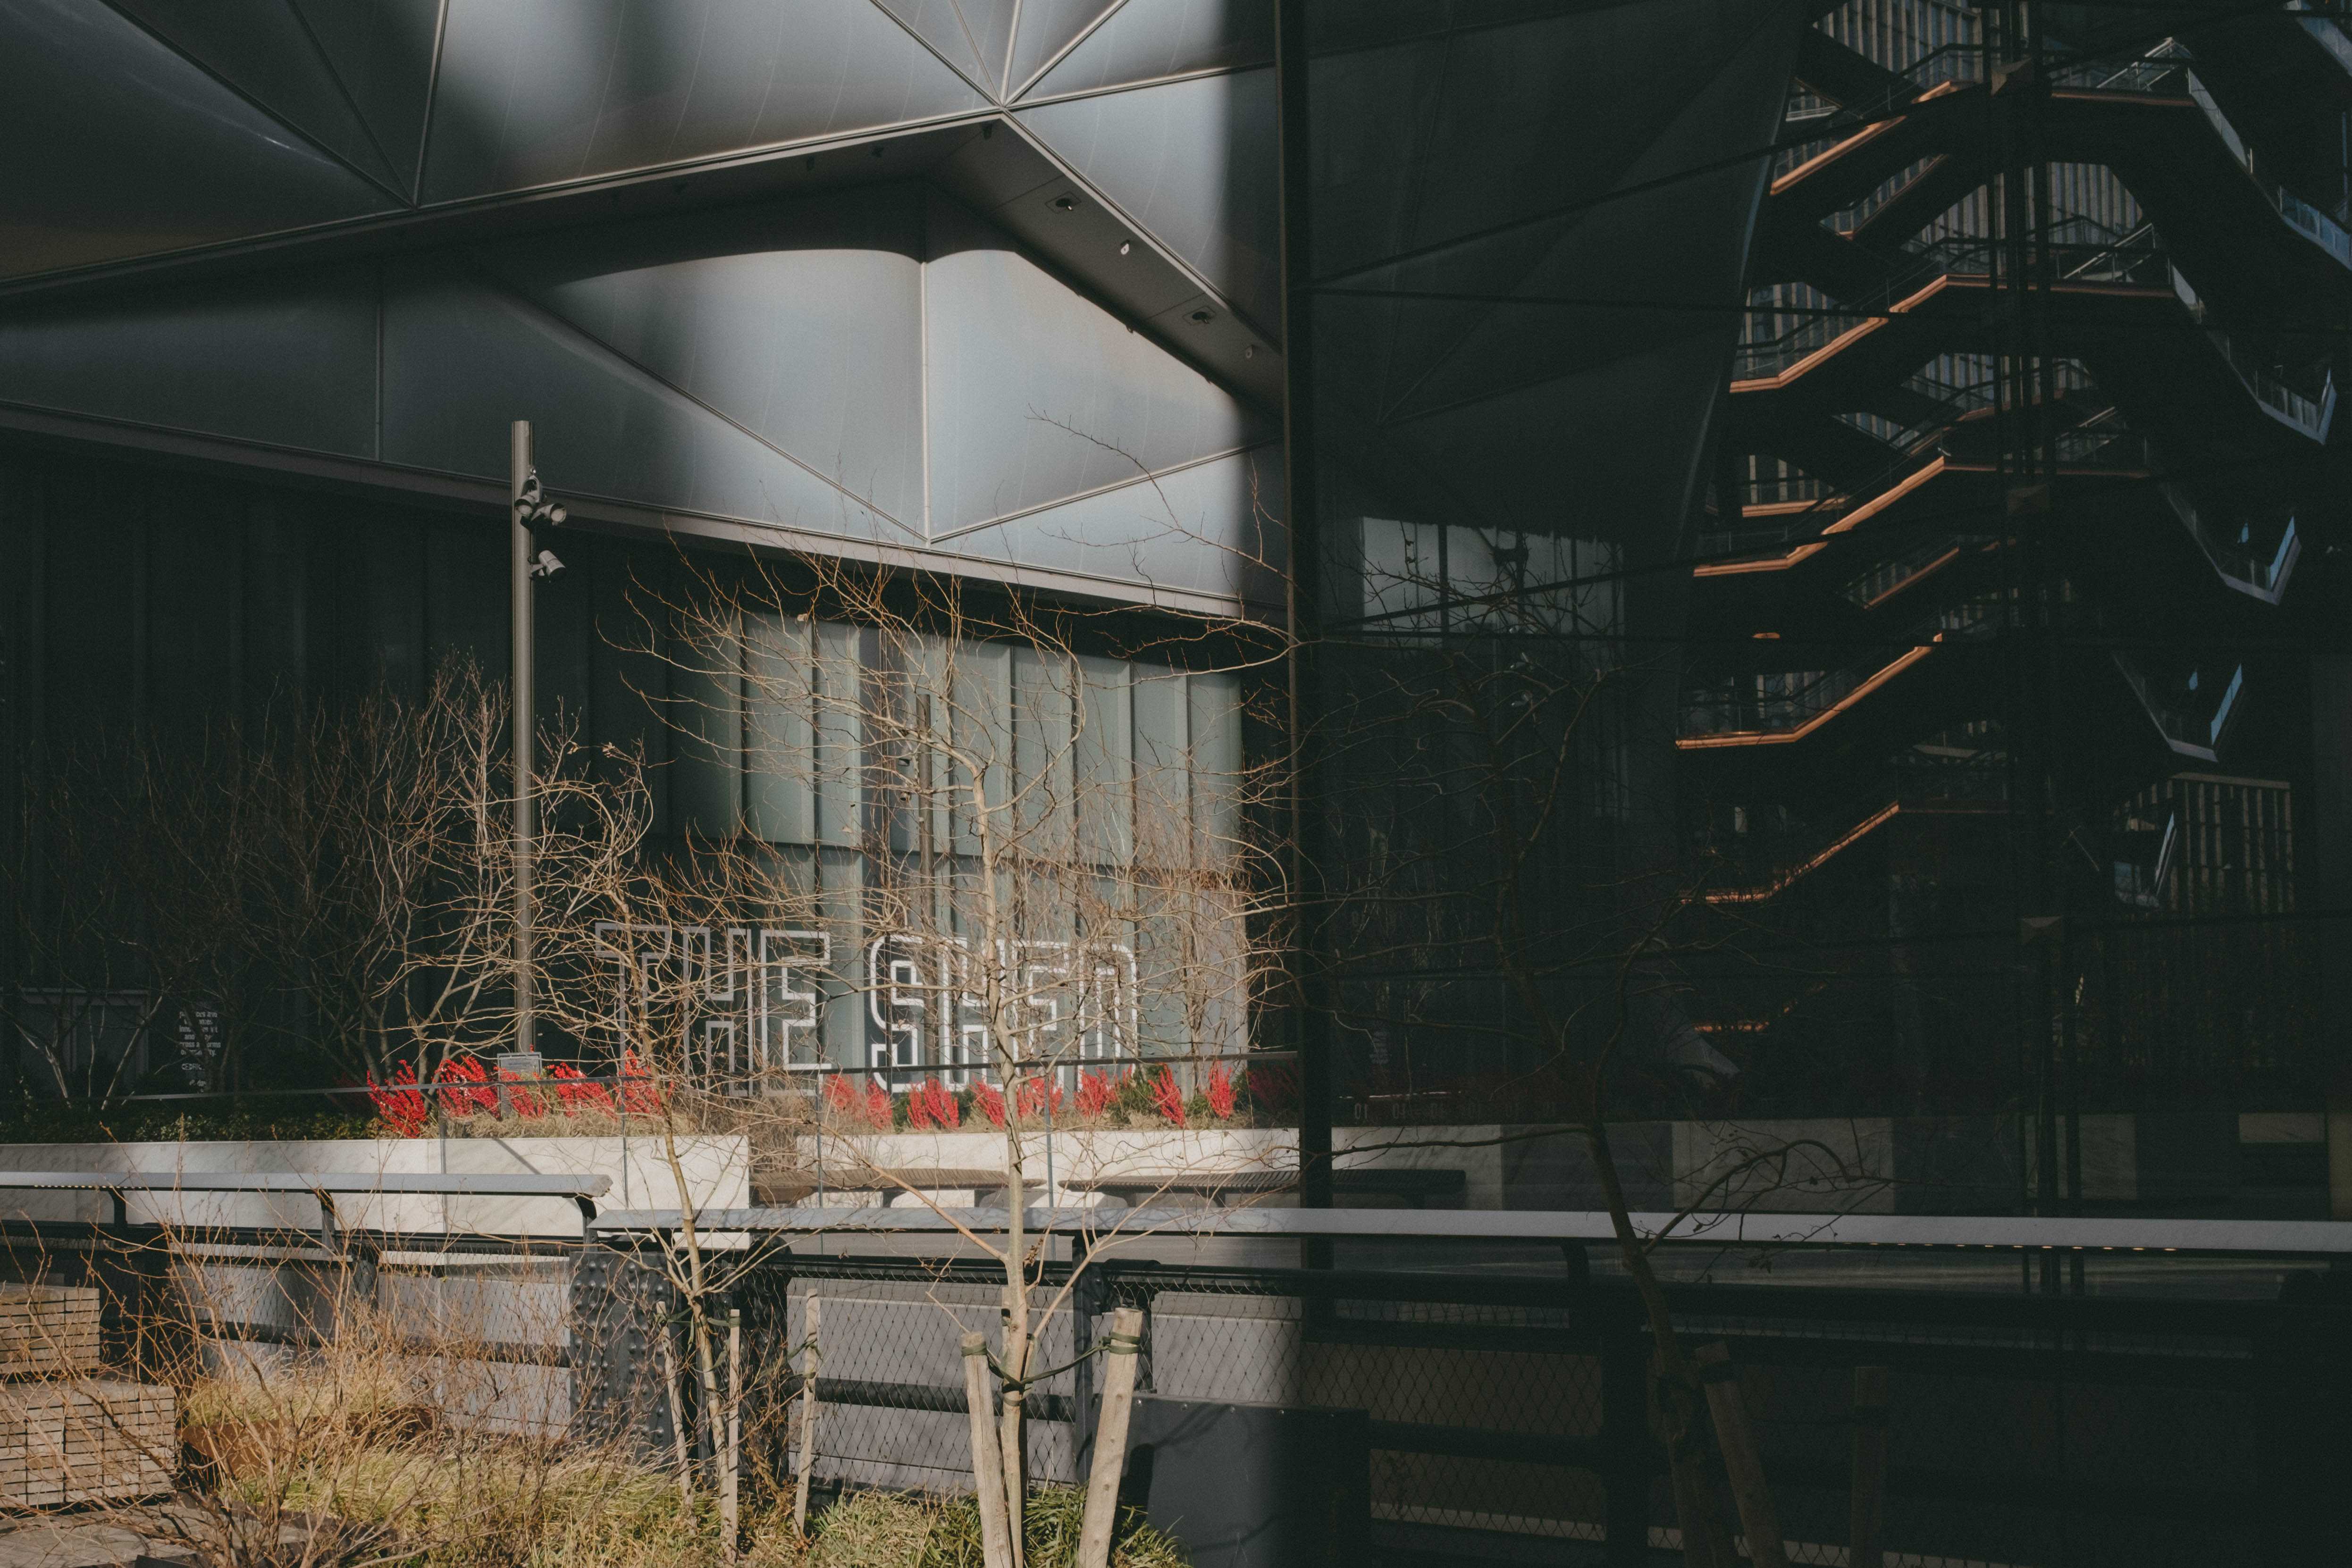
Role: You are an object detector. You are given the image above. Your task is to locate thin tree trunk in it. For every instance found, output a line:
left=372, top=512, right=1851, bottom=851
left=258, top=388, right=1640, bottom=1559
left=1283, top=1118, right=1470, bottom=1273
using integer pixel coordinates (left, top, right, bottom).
left=721, top=1308, right=740, bottom=1560
left=1583, top=1124, right=1736, bottom=1568
left=794, top=1296, right=822, bottom=1537
left=1000, top=1091, right=1029, bottom=1568
left=658, top=1335, right=693, bottom=1509
left=1695, top=1342, right=1787, bottom=1568
left=1076, top=1308, right=1144, bottom=1568
left=963, top=1332, right=1016, bottom=1568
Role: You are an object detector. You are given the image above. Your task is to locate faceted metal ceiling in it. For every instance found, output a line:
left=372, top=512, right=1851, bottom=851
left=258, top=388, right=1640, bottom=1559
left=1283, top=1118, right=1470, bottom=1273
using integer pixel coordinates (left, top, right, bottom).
left=1, top=0, right=1282, bottom=356
left=0, top=0, right=1286, bottom=612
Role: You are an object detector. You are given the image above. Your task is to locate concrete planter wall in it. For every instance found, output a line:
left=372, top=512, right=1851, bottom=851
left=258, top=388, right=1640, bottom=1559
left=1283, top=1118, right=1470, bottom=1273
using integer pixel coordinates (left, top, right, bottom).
left=0, top=1136, right=751, bottom=1236
left=817, top=1126, right=1513, bottom=1210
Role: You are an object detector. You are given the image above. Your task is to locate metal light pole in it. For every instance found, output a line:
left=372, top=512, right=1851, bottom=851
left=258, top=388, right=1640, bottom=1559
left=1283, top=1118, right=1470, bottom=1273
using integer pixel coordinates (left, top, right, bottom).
left=509, top=421, right=567, bottom=1057
left=511, top=422, right=537, bottom=1055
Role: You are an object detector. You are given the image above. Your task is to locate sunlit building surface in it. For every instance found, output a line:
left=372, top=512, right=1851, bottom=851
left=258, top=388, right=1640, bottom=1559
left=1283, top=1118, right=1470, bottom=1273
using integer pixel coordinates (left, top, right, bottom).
left=3, top=0, right=2349, bottom=1219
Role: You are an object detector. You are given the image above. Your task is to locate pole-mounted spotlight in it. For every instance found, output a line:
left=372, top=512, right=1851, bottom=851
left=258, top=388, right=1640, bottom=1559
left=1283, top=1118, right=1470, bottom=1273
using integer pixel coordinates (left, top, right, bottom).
left=514, top=467, right=569, bottom=578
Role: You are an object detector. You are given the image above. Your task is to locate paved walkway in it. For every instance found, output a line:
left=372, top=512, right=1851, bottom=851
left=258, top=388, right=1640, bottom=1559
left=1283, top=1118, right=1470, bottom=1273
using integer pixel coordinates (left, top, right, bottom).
left=0, top=1510, right=200, bottom=1568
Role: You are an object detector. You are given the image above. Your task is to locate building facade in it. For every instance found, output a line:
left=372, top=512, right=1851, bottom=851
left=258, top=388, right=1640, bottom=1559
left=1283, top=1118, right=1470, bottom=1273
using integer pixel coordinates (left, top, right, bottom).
left=4, top=0, right=2349, bottom=1216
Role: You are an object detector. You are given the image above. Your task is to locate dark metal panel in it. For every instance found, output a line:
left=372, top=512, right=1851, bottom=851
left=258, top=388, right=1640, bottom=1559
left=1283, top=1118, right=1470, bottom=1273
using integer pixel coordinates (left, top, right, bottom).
left=922, top=193, right=1267, bottom=536
left=478, top=189, right=927, bottom=532
left=943, top=449, right=1286, bottom=613
left=1298, top=0, right=1804, bottom=557
left=929, top=127, right=1285, bottom=406
left=1025, top=0, right=1275, bottom=102
left=870, top=0, right=1019, bottom=100
left=0, top=400, right=1259, bottom=618
left=423, top=511, right=506, bottom=687
left=143, top=477, right=243, bottom=744
left=288, top=0, right=445, bottom=199
left=669, top=616, right=746, bottom=839
left=103, top=0, right=406, bottom=192
left=419, top=0, right=988, bottom=204
left=569, top=1241, right=685, bottom=1458
left=0, top=267, right=379, bottom=460
left=40, top=465, right=143, bottom=754
left=1004, top=0, right=1119, bottom=100
left=378, top=262, right=910, bottom=545
left=239, top=492, right=314, bottom=721
left=588, top=536, right=670, bottom=825
left=0, top=0, right=393, bottom=281
left=357, top=509, right=428, bottom=701
left=1016, top=68, right=1282, bottom=336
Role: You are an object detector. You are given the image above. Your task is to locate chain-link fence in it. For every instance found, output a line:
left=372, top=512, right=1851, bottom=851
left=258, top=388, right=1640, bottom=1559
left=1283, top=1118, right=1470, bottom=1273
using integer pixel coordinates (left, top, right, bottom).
left=573, top=1239, right=2343, bottom=1567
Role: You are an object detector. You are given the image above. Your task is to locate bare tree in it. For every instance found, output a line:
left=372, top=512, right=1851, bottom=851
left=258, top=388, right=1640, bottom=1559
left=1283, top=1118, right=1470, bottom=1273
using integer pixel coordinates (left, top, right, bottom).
left=523, top=549, right=1284, bottom=1563
left=1302, top=533, right=1890, bottom=1560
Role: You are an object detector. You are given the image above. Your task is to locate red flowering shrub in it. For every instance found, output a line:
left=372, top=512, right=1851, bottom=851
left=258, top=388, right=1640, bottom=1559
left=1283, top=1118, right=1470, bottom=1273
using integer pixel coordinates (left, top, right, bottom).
left=367, top=1063, right=428, bottom=1137
left=432, top=1055, right=498, bottom=1116
left=1147, top=1065, right=1186, bottom=1127
left=1247, top=1063, right=1300, bottom=1117
left=618, top=1049, right=663, bottom=1115
left=1075, top=1069, right=1117, bottom=1118
left=550, top=1063, right=614, bottom=1114
left=1206, top=1062, right=1237, bottom=1121
left=971, top=1079, right=1007, bottom=1127
left=496, top=1065, right=545, bottom=1119
left=823, top=1075, right=857, bottom=1118
left=907, top=1079, right=960, bottom=1130
left=1016, top=1077, right=1065, bottom=1120
left=820, top=1074, right=890, bottom=1127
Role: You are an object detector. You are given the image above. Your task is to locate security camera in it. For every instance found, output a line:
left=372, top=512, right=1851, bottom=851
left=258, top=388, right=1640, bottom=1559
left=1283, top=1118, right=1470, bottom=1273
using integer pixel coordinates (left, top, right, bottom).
left=529, top=549, right=565, bottom=579
left=514, top=468, right=568, bottom=531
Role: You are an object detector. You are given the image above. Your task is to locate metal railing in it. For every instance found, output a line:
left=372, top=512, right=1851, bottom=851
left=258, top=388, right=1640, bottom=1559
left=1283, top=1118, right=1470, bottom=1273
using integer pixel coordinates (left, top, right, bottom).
left=2172, top=267, right=2337, bottom=439
left=572, top=1209, right=2352, bottom=1565
left=2113, top=653, right=2246, bottom=762
left=2162, top=485, right=2302, bottom=602
left=0, top=1167, right=608, bottom=1232
left=1678, top=598, right=1999, bottom=742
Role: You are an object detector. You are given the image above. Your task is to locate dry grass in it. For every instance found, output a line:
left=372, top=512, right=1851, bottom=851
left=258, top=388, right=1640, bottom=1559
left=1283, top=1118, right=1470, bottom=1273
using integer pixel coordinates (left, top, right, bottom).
left=23, top=1233, right=1186, bottom=1568
left=198, top=1431, right=1188, bottom=1568
left=797, top=1486, right=1186, bottom=1568
left=180, top=1349, right=1184, bottom=1568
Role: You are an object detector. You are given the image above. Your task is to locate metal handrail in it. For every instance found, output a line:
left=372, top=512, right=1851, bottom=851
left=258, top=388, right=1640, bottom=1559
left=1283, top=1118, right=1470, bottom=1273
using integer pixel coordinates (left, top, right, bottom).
left=2172, top=267, right=2336, bottom=438
left=0, top=1169, right=610, bottom=1228
left=1679, top=598, right=1998, bottom=740
left=591, top=1203, right=2352, bottom=1257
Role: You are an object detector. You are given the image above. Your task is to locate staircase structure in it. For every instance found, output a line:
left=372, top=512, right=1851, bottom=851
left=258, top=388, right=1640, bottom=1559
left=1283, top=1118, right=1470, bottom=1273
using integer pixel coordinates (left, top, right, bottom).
left=1683, top=1, right=2344, bottom=1101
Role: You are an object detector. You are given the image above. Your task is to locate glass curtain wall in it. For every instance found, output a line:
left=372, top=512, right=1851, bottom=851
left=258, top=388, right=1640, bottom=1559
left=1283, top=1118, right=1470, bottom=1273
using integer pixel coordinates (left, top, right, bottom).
left=1285, top=0, right=2352, bottom=1223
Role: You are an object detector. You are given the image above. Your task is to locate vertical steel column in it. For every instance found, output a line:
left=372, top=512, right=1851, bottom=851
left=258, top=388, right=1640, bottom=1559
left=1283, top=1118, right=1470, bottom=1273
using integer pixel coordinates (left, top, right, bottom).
left=1600, top=1300, right=1652, bottom=1567
left=1275, top=0, right=1334, bottom=1240
left=1987, top=2, right=2062, bottom=1285
left=511, top=420, right=537, bottom=1055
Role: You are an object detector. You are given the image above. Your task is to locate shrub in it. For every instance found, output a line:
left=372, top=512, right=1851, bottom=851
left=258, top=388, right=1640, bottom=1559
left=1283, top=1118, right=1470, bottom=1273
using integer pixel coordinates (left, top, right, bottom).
left=431, top=1054, right=498, bottom=1117
left=550, top=1063, right=614, bottom=1115
left=367, top=1063, right=429, bottom=1137
left=1147, top=1067, right=1185, bottom=1127
left=1205, top=1063, right=1237, bottom=1121
left=906, top=1079, right=960, bottom=1130
left=1075, top=1069, right=1120, bottom=1118
left=1246, top=1063, right=1299, bottom=1118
